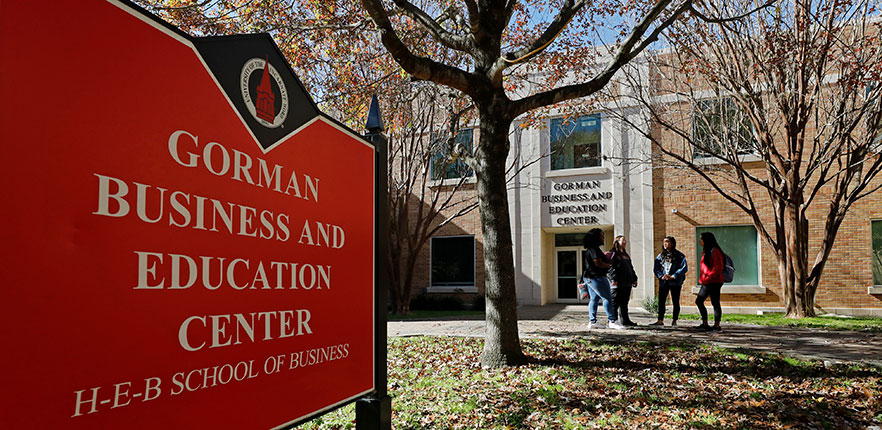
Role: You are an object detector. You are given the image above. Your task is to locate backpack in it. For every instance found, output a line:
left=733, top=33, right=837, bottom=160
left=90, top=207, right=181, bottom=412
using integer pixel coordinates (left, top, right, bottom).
left=722, top=252, right=735, bottom=283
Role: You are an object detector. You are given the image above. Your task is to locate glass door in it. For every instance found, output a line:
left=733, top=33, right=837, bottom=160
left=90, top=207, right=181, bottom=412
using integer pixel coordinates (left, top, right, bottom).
left=555, top=246, right=584, bottom=302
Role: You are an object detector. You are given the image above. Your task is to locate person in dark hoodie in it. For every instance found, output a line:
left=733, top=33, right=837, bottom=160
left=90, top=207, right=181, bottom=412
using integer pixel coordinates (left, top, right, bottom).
left=650, top=236, right=688, bottom=327
left=606, top=235, right=638, bottom=326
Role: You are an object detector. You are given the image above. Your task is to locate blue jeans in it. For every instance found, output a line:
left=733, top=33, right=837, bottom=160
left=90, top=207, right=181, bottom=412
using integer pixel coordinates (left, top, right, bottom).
left=585, top=276, right=617, bottom=324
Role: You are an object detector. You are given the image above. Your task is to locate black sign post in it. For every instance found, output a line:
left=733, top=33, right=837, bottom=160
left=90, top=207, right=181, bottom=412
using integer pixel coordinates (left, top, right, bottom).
left=356, top=95, right=392, bottom=430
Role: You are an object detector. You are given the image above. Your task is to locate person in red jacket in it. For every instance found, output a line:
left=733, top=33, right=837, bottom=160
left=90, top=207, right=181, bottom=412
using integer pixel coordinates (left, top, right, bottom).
left=696, top=232, right=725, bottom=332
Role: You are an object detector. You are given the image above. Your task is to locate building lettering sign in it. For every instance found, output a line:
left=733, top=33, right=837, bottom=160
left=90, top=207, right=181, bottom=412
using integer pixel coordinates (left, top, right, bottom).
left=541, top=178, right=614, bottom=227
left=0, top=1, right=374, bottom=429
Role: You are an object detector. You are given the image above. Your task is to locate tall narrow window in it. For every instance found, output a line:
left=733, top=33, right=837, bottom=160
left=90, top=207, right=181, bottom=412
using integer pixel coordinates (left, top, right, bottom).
left=431, top=129, right=473, bottom=180
left=872, top=221, right=882, bottom=285
left=692, top=98, right=755, bottom=158
left=696, top=225, right=759, bottom=285
left=550, top=114, right=602, bottom=170
left=431, top=236, right=476, bottom=288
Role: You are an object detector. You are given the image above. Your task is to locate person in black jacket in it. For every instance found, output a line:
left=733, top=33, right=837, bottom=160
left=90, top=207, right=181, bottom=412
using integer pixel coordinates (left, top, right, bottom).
left=579, top=228, right=625, bottom=330
left=649, top=236, right=688, bottom=327
left=606, top=235, right=638, bottom=326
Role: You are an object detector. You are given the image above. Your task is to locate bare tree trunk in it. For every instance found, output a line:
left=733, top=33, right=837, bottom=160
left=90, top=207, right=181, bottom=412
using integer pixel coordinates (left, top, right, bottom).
left=475, top=106, right=526, bottom=367
left=387, top=196, right=406, bottom=314
left=386, top=254, right=405, bottom=313
left=804, top=208, right=848, bottom=315
left=399, top=255, right=417, bottom=314
left=781, top=202, right=815, bottom=318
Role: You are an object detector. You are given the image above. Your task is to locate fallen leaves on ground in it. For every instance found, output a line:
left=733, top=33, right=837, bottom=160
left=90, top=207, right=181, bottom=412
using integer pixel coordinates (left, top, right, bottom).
left=299, top=337, right=882, bottom=429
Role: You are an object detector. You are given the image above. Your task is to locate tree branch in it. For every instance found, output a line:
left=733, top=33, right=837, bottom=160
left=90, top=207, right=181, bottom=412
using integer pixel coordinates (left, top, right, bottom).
left=391, top=0, right=474, bottom=53
left=501, top=0, right=588, bottom=66
left=361, top=0, right=474, bottom=94
left=510, top=0, right=685, bottom=117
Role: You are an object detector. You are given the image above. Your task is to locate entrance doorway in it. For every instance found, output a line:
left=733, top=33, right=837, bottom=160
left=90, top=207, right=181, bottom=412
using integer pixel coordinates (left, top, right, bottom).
left=551, top=230, right=612, bottom=303
left=554, top=246, right=586, bottom=303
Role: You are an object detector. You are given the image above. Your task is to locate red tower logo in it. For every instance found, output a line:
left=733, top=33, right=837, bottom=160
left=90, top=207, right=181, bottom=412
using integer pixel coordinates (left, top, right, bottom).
left=255, top=56, right=276, bottom=123
left=240, top=56, right=289, bottom=129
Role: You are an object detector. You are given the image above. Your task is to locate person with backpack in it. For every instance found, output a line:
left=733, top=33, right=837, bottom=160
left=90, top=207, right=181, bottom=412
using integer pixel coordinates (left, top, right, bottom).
left=696, top=232, right=725, bottom=332
left=650, top=236, right=687, bottom=327
left=579, top=228, right=625, bottom=330
left=606, top=235, right=638, bottom=326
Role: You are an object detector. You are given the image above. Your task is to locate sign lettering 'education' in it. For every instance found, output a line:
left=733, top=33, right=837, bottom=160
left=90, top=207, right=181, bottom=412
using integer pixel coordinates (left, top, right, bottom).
left=0, top=1, right=376, bottom=428
left=541, top=178, right=614, bottom=226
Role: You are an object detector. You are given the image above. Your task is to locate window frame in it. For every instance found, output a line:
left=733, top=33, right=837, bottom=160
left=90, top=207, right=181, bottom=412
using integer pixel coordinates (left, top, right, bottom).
left=870, top=219, right=882, bottom=288
left=691, top=97, right=758, bottom=161
left=430, top=128, right=474, bottom=181
left=694, top=224, right=765, bottom=293
left=548, top=113, right=603, bottom=172
left=428, top=235, right=478, bottom=294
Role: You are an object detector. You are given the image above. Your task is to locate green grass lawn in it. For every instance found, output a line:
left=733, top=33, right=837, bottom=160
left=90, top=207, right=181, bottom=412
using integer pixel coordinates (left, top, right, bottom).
left=671, top=313, right=882, bottom=332
left=388, top=310, right=485, bottom=321
left=297, top=337, right=882, bottom=429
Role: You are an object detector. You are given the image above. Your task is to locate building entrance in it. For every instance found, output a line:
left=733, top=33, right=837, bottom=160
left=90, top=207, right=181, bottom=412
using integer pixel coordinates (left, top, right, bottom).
left=555, top=246, right=586, bottom=303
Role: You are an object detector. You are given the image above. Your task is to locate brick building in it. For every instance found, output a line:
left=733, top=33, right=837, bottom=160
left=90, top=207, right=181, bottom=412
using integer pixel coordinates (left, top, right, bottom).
left=404, top=70, right=882, bottom=317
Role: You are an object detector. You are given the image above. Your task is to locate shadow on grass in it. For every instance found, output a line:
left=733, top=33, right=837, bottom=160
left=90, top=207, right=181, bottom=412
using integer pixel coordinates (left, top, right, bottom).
left=514, top=339, right=881, bottom=429
left=527, top=339, right=879, bottom=380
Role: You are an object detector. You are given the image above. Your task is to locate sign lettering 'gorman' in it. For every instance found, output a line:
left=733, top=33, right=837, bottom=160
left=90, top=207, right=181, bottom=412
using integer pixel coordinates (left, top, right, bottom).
left=0, top=1, right=375, bottom=429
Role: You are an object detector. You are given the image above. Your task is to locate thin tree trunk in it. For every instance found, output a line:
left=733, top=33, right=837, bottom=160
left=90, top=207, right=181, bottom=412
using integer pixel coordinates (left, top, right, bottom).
left=805, top=210, right=848, bottom=314
left=399, top=254, right=417, bottom=314
left=475, top=108, right=526, bottom=367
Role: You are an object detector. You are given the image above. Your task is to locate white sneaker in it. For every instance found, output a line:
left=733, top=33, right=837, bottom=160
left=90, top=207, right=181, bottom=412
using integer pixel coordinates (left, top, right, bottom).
left=588, top=322, right=605, bottom=330
left=608, top=321, right=625, bottom=330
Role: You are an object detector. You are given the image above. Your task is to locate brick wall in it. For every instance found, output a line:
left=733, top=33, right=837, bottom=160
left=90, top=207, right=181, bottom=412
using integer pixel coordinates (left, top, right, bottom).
left=651, top=145, right=882, bottom=311
left=405, top=182, right=485, bottom=296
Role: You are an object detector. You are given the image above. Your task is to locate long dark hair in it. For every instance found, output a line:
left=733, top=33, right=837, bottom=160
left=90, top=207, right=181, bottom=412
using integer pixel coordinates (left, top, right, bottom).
left=583, top=228, right=604, bottom=249
left=611, top=235, right=629, bottom=258
left=661, top=235, right=677, bottom=256
left=700, top=232, right=721, bottom=268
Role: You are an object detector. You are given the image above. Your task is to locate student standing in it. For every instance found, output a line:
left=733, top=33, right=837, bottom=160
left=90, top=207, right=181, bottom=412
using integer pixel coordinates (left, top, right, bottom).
left=650, top=236, right=687, bottom=327
left=580, top=228, right=625, bottom=330
left=696, top=232, right=725, bottom=332
left=606, top=235, right=638, bottom=326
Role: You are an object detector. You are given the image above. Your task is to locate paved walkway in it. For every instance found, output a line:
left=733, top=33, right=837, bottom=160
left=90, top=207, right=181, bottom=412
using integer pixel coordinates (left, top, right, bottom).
left=389, top=305, right=882, bottom=367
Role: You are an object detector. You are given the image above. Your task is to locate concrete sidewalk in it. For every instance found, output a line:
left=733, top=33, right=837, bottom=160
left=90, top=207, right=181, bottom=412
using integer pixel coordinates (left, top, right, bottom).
left=388, top=305, right=882, bottom=367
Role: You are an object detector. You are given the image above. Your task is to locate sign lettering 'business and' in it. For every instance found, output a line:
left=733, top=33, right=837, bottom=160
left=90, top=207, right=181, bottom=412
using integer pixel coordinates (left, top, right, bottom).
left=0, top=1, right=375, bottom=429
left=541, top=179, right=614, bottom=226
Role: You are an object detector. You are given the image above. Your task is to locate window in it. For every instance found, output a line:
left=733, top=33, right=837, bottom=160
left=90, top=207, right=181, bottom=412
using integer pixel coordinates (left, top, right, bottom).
left=692, top=98, right=755, bottom=158
left=872, top=221, right=882, bottom=285
left=696, top=225, right=759, bottom=285
left=550, top=114, right=602, bottom=170
left=431, top=129, right=473, bottom=180
left=431, top=236, right=475, bottom=288
left=554, top=233, right=585, bottom=247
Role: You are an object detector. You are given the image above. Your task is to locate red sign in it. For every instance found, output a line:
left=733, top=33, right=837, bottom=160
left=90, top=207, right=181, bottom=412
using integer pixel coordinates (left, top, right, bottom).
left=0, top=1, right=375, bottom=428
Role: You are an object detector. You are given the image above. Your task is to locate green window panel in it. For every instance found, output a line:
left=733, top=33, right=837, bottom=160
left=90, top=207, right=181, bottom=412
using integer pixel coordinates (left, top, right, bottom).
left=550, top=114, right=602, bottom=170
left=871, top=220, right=882, bottom=285
left=696, top=225, right=759, bottom=285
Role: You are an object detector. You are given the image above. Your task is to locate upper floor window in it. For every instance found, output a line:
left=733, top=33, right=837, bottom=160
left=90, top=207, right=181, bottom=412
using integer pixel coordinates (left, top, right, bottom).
left=692, top=98, right=755, bottom=159
left=550, top=114, right=602, bottom=170
left=431, top=129, right=473, bottom=180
